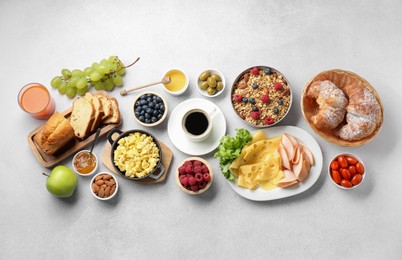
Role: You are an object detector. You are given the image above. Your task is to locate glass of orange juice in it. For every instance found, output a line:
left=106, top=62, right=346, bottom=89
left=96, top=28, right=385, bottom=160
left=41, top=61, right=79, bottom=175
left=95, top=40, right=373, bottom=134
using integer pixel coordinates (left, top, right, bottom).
left=18, top=83, right=55, bottom=120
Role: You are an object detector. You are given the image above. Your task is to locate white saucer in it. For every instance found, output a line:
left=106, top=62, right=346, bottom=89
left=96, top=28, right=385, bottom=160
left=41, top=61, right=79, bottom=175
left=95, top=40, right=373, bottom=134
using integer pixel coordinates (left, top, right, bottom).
left=168, top=98, right=227, bottom=156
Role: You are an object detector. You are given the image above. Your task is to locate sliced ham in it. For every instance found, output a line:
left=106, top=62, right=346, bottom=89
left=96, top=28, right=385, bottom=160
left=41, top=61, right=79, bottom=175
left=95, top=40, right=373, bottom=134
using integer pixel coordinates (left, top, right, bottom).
left=291, top=145, right=301, bottom=164
left=281, top=134, right=295, bottom=160
left=277, top=169, right=298, bottom=188
left=284, top=133, right=298, bottom=147
left=300, top=144, right=315, bottom=166
left=277, top=144, right=291, bottom=170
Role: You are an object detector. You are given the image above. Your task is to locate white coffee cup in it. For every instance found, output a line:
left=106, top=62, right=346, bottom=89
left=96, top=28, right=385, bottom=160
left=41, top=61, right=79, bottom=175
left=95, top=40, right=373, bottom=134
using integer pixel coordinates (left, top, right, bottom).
left=182, top=108, right=217, bottom=142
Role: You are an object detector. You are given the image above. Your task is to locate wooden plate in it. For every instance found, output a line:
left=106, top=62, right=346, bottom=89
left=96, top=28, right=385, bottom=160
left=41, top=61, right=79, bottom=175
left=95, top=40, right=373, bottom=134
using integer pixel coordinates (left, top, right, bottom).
left=301, top=69, right=384, bottom=146
left=28, top=108, right=122, bottom=168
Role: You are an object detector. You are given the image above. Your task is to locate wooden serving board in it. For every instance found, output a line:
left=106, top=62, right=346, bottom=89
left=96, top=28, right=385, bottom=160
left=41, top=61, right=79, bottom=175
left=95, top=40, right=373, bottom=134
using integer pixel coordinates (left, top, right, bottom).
left=102, top=132, right=173, bottom=184
left=27, top=107, right=122, bottom=168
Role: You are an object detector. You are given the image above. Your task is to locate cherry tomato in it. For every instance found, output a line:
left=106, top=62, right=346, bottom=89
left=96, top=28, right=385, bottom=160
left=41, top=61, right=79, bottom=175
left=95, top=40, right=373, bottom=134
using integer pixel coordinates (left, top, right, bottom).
left=348, top=165, right=356, bottom=175
left=356, top=162, right=365, bottom=174
left=341, top=179, right=353, bottom=188
left=346, top=156, right=357, bottom=165
left=337, top=156, right=348, bottom=168
left=351, top=174, right=363, bottom=186
left=330, top=161, right=340, bottom=170
left=341, top=169, right=351, bottom=180
left=331, top=170, right=342, bottom=184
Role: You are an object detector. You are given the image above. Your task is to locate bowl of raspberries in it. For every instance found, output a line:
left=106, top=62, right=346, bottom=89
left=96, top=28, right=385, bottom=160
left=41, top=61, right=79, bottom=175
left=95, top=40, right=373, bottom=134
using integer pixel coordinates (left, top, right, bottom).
left=176, top=157, right=213, bottom=195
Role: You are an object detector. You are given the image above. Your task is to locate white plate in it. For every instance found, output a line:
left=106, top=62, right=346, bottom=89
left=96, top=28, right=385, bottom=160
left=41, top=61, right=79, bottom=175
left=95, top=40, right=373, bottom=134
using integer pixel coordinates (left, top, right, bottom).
left=227, top=125, right=323, bottom=201
left=168, top=98, right=227, bottom=156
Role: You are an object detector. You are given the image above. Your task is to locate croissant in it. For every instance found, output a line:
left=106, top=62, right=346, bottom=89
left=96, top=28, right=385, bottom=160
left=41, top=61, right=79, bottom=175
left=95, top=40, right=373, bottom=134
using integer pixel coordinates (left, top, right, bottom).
left=337, top=83, right=382, bottom=141
left=307, top=80, right=348, bottom=130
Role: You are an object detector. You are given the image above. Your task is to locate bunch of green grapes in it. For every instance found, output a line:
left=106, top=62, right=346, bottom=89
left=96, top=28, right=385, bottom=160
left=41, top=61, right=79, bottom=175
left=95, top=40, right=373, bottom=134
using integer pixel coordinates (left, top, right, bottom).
left=50, top=56, right=140, bottom=98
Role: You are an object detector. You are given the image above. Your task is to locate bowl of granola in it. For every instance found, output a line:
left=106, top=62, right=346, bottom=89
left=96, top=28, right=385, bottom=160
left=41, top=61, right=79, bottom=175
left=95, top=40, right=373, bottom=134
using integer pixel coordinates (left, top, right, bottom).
left=231, top=66, right=292, bottom=127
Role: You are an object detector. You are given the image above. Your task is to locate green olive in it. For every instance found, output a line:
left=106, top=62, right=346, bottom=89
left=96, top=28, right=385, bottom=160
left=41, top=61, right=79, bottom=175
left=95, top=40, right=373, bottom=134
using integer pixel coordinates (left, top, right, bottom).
left=216, top=82, right=223, bottom=90
left=207, top=77, right=216, bottom=88
left=199, top=71, right=211, bottom=81
left=200, top=81, right=209, bottom=90
left=207, top=87, right=216, bottom=95
left=211, top=73, right=221, bottom=81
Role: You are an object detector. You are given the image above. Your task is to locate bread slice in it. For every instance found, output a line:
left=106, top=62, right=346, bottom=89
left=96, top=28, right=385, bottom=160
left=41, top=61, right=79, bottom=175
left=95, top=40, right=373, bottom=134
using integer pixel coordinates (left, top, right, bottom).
left=70, top=97, right=95, bottom=139
left=95, top=93, right=113, bottom=121
left=102, top=97, right=121, bottom=124
left=84, top=92, right=104, bottom=132
left=34, top=112, right=75, bottom=155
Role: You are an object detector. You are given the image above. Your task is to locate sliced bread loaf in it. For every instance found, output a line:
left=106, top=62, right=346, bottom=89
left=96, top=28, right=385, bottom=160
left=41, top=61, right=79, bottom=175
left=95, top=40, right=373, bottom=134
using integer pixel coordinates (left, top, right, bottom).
left=102, top=97, right=121, bottom=124
left=95, top=93, right=113, bottom=121
left=70, top=97, right=95, bottom=139
left=84, top=92, right=104, bottom=132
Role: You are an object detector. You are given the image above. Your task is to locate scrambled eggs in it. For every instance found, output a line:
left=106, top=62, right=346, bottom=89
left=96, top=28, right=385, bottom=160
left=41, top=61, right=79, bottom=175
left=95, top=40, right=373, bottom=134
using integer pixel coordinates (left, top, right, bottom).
left=114, top=132, right=160, bottom=178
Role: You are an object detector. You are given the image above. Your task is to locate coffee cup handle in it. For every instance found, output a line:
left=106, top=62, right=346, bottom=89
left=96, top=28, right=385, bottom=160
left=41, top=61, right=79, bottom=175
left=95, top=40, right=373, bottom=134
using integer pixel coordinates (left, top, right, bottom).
left=208, top=107, right=217, bottom=119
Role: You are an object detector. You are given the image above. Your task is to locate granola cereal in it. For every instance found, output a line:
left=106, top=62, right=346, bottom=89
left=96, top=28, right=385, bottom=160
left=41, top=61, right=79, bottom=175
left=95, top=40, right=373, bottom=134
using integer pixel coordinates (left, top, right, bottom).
left=231, top=66, right=292, bottom=127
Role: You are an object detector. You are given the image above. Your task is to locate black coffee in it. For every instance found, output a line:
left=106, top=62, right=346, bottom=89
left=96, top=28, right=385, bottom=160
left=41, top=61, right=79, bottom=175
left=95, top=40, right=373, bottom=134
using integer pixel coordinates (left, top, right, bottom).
left=185, top=112, right=209, bottom=135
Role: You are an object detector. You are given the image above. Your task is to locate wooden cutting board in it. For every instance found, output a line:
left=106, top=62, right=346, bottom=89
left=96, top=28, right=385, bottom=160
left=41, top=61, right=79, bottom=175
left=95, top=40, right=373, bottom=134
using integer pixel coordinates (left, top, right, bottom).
left=102, top=132, right=173, bottom=184
left=28, top=107, right=122, bottom=168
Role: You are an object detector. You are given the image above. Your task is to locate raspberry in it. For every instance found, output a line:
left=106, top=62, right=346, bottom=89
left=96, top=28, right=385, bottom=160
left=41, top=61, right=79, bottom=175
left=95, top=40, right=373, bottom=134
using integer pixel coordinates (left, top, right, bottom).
left=191, top=185, right=199, bottom=192
left=195, top=173, right=203, bottom=183
left=261, top=95, right=270, bottom=103
left=178, top=165, right=186, bottom=175
left=265, top=117, right=275, bottom=125
left=274, top=82, right=283, bottom=90
left=188, top=176, right=197, bottom=186
left=183, top=160, right=192, bottom=167
left=234, top=94, right=243, bottom=103
left=193, top=166, right=202, bottom=174
left=180, top=177, right=189, bottom=187
left=179, top=174, right=186, bottom=180
left=199, top=181, right=207, bottom=189
left=250, top=67, right=259, bottom=75
left=193, top=160, right=202, bottom=167
left=250, top=111, right=260, bottom=120
left=203, top=173, right=211, bottom=182
left=185, top=165, right=193, bottom=174
left=201, top=165, right=209, bottom=174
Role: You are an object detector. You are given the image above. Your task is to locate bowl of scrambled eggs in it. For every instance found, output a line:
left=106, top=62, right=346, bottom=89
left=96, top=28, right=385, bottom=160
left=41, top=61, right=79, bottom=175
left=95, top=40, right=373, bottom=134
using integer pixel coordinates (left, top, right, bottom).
left=107, top=128, right=164, bottom=180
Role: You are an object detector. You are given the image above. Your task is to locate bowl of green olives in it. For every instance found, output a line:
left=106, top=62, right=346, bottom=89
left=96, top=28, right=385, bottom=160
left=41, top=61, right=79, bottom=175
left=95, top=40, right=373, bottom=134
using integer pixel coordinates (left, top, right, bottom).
left=197, top=69, right=225, bottom=97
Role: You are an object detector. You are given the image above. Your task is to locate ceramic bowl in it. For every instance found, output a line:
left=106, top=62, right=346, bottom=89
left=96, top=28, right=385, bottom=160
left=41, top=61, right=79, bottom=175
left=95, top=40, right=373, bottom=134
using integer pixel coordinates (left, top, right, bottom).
left=132, top=91, right=168, bottom=127
left=163, top=68, right=189, bottom=96
left=176, top=157, right=213, bottom=195
left=72, top=150, right=98, bottom=177
left=90, top=172, right=119, bottom=200
left=231, top=66, right=292, bottom=127
left=197, top=68, right=226, bottom=98
left=328, top=153, right=366, bottom=189
left=301, top=69, right=384, bottom=146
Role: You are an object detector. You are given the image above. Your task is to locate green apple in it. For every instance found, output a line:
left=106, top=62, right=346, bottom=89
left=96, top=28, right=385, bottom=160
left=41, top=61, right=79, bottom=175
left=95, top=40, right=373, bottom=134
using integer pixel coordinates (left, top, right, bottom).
left=43, top=165, right=78, bottom=198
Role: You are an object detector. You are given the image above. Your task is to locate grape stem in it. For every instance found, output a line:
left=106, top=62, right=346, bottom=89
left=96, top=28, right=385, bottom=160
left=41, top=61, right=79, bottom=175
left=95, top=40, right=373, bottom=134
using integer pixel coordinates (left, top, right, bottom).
left=122, top=57, right=140, bottom=69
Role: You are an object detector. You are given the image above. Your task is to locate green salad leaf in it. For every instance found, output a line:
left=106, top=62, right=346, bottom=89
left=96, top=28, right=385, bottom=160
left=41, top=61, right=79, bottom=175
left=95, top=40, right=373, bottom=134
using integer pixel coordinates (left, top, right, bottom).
left=214, top=129, right=252, bottom=181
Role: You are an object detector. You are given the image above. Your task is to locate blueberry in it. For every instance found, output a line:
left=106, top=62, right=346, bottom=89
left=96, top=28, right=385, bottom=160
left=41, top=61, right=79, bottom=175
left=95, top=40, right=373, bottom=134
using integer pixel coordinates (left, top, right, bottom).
left=147, top=97, right=152, bottom=102
left=140, top=100, right=147, bottom=106
left=252, top=83, right=258, bottom=89
left=274, top=107, right=279, bottom=114
left=252, top=106, right=259, bottom=112
left=146, top=108, right=152, bottom=114
left=278, top=99, right=284, bottom=105
left=135, top=111, right=140, bottom=117
left=142, top=105, right=148, bottom=110
left=140, top=110, right=145, bottom=115
left=153, top=110, right=159, bottom=116
left=160, top=104, right=165, bottom=111
left=157, top=114, right=163, bottom=119
left=250, top=98, right=255, bottom=104
left=242, top=97, right=248, bottom=103
left=140, top=95, right=146, bottom=100
left=135, top=106, right=142, bottom=113
left=148, top=102, right=155, bottom=108
left=158, top=109, right=164, bottom=115
left=135, top=101, right=141, bottom=107
left=155, top=104, right=160, bottom=110
left=145, top=113, right=151, bottom=119
left=151, top=117, right=157, bottom=123
left=145, top=118, right=151, bottom=124
left=264, top=67, right=272, bottom=75
left=155, top=96, right=162, bottom=102
left=139, top=116, right=145, bottom=122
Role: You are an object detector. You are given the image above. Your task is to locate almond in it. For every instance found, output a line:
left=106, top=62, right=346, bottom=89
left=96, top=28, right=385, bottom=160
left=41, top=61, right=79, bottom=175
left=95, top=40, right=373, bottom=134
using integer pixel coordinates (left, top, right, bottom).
left=105, top=180, right=113, bottom=187
left=101, top=184, right=107, bottom=189
left=98, top=188, right=105, bottom=198
left=109, top=179, right=116, bottom=185
left=95, top=180, right=104, bottom=186
left=92, top=183, right=100, bottom=192
left=95, top=175, right=103, bottom=181
left=103, top=174, right=113, bottom=180
left=104, top=186, right=110, bottom=197
left=110, top=186, right=116, bottom=195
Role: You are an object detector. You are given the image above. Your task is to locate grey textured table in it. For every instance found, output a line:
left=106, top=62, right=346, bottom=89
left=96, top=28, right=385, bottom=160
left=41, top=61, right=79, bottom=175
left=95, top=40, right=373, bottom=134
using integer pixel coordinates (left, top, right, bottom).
left=1, top=1, right=401, bottom=259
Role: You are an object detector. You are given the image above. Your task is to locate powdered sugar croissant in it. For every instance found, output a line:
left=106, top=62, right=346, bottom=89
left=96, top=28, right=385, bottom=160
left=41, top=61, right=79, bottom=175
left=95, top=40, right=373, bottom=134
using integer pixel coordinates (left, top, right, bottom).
left=337, top=83, right=382, bottom=141
left=307, top=80, right=348, bottom=130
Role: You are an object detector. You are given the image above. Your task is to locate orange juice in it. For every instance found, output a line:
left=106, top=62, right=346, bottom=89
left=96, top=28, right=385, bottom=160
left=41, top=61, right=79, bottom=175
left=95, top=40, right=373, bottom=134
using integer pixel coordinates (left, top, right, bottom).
left=18, top=83, right=55, bottom=120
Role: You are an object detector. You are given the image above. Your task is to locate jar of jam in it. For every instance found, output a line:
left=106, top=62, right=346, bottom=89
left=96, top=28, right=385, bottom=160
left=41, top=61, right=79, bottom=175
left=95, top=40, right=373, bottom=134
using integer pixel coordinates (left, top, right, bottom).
left=72, top=150, right=98, bottom=176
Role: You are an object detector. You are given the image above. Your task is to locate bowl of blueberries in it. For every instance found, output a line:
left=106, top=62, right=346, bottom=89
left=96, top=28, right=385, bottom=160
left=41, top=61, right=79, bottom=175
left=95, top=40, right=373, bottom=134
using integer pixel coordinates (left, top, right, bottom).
left=132, top=91, right=168, bottom=127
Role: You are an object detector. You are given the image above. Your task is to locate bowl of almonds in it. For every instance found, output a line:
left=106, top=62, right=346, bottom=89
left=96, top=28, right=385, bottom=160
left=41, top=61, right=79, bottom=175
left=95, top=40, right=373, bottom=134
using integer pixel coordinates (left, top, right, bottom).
left=90, top=172, right=119, bottom=200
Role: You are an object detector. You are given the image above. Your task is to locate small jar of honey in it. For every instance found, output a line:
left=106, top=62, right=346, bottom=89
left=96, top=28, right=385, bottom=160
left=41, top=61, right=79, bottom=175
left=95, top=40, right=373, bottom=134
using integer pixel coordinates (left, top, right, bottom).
left=72, top=150, right=98, bottom=176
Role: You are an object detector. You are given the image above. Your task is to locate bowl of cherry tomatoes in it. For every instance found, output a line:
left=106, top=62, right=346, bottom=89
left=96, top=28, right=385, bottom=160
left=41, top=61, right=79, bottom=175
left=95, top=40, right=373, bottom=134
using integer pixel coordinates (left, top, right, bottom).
left=328, top=153, right=365, bottom=189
